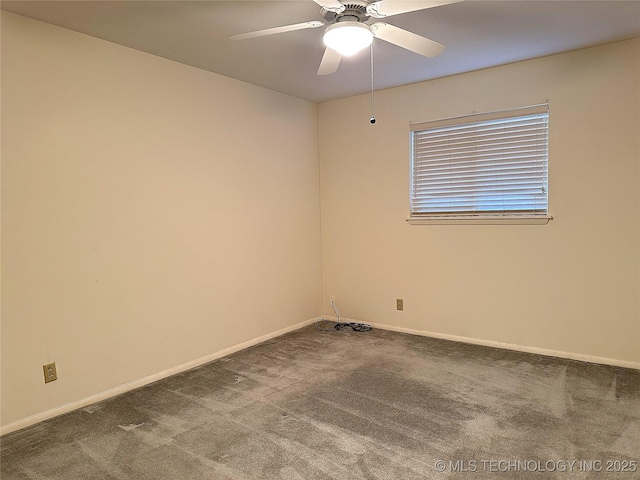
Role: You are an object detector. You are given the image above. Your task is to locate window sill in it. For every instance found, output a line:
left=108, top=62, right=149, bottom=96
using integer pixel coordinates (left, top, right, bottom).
left=406, top=214, right=553, bottom=225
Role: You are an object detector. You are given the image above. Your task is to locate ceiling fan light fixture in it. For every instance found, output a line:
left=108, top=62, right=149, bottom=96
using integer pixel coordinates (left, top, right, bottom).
left=323, top=22, right=373, bottom=57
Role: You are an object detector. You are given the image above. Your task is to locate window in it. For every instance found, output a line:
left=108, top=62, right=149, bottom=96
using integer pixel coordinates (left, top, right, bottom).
left=409, top=104, right=551, bottom=225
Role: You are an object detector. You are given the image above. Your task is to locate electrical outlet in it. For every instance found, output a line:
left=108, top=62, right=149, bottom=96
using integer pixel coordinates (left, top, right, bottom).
left=43, top=362, right=57, bottom=383
left=396, top=299, right=404, bottom=311
left=330, top=295, right=335, bottom=304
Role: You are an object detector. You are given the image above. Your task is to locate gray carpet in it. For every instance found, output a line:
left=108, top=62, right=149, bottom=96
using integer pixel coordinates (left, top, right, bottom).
left=2, top=326, right=639, bottom=479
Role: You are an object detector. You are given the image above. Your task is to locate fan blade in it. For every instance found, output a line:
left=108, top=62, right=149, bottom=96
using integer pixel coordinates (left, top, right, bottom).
left=371, top=22, right=445, bottom=58
left=317, top=48, right=342, bottom=75
left=366, top=0, right=463, bottom=18
left=230, top=21, right=323, bottom=41
left=313, top=0, right=346, bottom=13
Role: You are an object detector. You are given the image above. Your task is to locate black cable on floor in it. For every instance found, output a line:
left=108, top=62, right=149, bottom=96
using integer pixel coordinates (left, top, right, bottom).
left=314, top=299, right=372, bottom=332
left=314, top=318, right=372, bottom=332
left=334, top=322, right=372, bottom=332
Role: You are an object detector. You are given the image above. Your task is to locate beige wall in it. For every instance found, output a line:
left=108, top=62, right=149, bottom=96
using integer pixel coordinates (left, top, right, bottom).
left=1, top=13, right=321, bottom=429
left=319, top=39, right=640, bottom=366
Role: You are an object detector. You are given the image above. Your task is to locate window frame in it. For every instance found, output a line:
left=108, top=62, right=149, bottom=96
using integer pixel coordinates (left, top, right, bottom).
left=408, top=104, right=553, bottom=225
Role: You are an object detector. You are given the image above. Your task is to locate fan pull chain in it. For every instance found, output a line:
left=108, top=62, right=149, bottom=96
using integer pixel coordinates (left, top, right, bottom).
left=370, top=42, right=376, bottom=125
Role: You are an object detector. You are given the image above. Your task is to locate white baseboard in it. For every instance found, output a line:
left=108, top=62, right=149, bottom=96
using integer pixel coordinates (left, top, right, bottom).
left=367, top=320, right=640, bottom=370
left=320, top=314, right=640, bottom=370
left=0, top=317, right=318, bottom=436
left=4, top=316, right=637, bottom=436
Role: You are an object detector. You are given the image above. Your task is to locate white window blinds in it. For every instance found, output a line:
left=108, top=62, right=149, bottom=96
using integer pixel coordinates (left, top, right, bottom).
left=410, top=104, right=549, bottom=217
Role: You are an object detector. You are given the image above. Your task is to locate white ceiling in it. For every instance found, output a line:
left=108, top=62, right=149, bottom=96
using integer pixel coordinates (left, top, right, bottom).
left=2, top=1, right=639, bottom=103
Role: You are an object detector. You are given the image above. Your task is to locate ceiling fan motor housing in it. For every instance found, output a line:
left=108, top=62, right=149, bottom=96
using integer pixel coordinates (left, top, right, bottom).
left=321, top=1, right=371, bottom=24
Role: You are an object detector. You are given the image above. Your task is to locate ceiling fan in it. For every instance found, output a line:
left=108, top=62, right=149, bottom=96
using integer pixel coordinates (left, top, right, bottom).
left=230, top=0, right=463, bottom=75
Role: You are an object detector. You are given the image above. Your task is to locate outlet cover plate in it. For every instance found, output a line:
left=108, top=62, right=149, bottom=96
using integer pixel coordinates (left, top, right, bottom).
left=43, top=362, right=57, bottom=383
